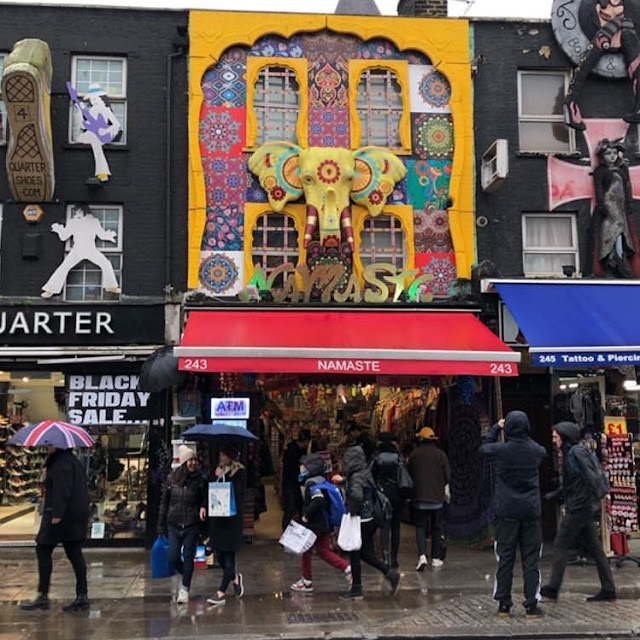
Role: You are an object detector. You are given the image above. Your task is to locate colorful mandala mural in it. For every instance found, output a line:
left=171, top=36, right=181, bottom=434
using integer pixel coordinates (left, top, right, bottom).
left=301, top=32, right=359, bottom=63
left=406, top=50, right=432, bottom=65
left=308, top=106, right=350, bottom=147
left=413, top=209, right=453, bottom=253
left=358, top=38, right=404, bottom=60
left=309, top=61, right=349, bottom=107
left=247, top=173, right=268, bottom=203
left=413, top=114, right=454, bottom=160
left=418, top=70, right=451, bottom=108
left=199, top=252, right=240, bottom=294
left=416, top=252, right=457, bottom=297
left=199, top=109, right=243, bottom=155
left=203, top=156, right=250, bottom=207
left=202, top=47, right=247, bottom=107
left=202, top=204, right=244, bottom=251
left=250, top=35, right=303, bottom=58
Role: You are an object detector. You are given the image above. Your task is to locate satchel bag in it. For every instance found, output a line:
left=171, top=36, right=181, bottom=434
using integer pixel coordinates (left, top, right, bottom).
left=208, top=475, right=237, bottom=517
left=337, top=513, right=362, bottom=551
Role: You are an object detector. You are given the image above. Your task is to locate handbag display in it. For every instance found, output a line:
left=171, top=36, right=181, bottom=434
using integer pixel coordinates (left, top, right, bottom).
left=208, top=476, right=237, bottom=517
left=337, top=513, right=362, bottom=551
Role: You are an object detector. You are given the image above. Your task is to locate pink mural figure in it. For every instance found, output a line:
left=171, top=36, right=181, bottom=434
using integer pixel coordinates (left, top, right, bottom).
left=592, top=138, right=636, bottom=277
left=41, top=204, right=120, bottom=298
left=67, top=82, right=121, bottom=182
left=564, top=0, right=640, bottom=129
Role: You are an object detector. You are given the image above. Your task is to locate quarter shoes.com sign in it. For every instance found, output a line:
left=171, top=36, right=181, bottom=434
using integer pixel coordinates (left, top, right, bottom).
left=67, top=374, right=151, bottom=425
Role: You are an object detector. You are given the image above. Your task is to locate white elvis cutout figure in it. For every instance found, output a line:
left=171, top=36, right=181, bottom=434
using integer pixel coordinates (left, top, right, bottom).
left=41, top=204, right=120, bottom=298
left=68, top=82, right=122, bottom=182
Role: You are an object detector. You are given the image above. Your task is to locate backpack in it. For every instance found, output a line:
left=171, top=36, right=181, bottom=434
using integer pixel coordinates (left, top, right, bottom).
left=311, top=480, right=347, bottom=528
left=567, top=445, right=610, bottom=500
left=369, top=481, right=393, bottom=528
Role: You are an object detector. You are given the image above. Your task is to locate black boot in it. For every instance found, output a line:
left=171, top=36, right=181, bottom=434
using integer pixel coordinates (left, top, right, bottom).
left=20, top=594, right=50, bottom=610
left=62, top=594, right=90, bottom=612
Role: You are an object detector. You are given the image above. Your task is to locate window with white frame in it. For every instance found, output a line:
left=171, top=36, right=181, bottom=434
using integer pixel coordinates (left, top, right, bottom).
left=356, top=68, right=403, bottom=148
left=251, top=212, right=300, bottom=288
left=254, top=66, right=300, bottom=145
left=64, top=204, right=122, bottom=302
left=0, top=54, right=6, bottom=145
left=522, top=213, right=578, bottom=276
left=518, top=71, right=573, bottom=153
left=359, top=215, right=406, bottom=269
left=69, top=56, right=127, bottom=144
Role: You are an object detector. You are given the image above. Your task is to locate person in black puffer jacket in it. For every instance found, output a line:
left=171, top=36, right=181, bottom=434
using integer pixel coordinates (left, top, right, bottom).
left=480, top=410, right=546, bottom=617
left=540, top=421, right=616, bottom=603
left=289, top=453, right=351, bottom=594
left=338, top=446, right=399, bottom=600
left=157, top=445, right=207, bottom=604
left=370, top=433, right=404, bottom=569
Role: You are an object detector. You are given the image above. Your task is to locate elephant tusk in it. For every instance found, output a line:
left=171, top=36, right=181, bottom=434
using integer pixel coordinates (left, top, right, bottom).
left=304, top=205, right=319, bottom=248
left=340, top=207, right=355, bottom=251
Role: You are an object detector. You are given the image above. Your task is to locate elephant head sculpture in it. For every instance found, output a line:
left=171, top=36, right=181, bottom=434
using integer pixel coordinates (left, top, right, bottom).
left=248, top=142, right=406, bottom=250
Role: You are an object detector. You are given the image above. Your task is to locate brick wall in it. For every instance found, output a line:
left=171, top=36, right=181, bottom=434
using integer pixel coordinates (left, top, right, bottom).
left=397, top=0, right=448, bottom=17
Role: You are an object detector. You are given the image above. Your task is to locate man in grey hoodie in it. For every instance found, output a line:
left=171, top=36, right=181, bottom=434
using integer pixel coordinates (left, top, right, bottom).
left=540, top=421, right=616, bottom=603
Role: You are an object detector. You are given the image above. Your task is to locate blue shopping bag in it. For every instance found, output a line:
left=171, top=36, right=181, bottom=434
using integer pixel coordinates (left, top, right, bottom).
left=150, top=535, right=174, bottom=579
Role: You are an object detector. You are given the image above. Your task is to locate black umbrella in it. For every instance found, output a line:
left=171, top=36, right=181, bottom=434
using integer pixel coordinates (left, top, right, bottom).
left=138, top=345, right=184, bottom=392
left=182, top=423, right=259, bottom=442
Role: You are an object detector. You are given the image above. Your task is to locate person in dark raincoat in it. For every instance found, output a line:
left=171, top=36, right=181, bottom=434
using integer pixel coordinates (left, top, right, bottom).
left=21, top=447, right=90, bottom=612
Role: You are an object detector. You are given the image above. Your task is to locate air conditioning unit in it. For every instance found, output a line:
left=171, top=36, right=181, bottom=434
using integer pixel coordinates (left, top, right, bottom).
left=481, top=139, right=508, bottom=193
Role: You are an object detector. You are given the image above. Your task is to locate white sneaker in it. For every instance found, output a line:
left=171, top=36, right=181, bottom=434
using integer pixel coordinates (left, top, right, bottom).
left=416, top=555, right=428, bottom=571
left=176, top=587, right=189, bottom=604
left=431, top=558, right=444, bottom=568
left=290, top=578, right=314, bottom=593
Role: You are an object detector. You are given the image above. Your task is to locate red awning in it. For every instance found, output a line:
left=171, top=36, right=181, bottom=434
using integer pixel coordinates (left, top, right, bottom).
left=175, top=309, right=520, bottom=377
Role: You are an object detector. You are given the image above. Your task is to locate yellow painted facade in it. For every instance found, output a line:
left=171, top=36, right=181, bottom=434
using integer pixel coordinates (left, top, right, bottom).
left=188, top=10, right=474, bottom=289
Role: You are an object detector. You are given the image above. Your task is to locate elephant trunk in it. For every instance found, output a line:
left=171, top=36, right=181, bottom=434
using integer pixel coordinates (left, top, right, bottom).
left=340, top=207, right=355, bottom=251
left=304, top=205, right=318, bottom=248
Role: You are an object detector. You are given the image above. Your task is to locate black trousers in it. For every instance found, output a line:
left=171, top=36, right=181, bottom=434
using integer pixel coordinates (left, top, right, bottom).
left=548, top=509, right=615, bottom=595
left=216, top=549, right=236, bottom=593
left=36, top=540, right=87, bottom=597
left=493, top=517, right=542, bottom=609
left=281, top=488, right=302, bottom=532
left=349, top=519, right=389, bottom=590
left=380, top=507, right=401, bottom=566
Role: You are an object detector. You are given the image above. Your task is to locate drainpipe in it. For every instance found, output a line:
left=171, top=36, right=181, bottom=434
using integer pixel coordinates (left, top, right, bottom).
left=165, top=33, right=187, bottom=292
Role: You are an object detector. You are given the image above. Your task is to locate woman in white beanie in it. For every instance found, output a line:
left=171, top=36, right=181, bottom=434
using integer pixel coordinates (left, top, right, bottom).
left=157, top=445, right=207, bottom=604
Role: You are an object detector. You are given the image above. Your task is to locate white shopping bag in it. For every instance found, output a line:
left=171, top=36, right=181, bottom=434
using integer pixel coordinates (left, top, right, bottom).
left=337, top=513, right=361, bottom=551
left=208, top=481, right=236, bottom=517
left=279, top=520, right=317, bottom=555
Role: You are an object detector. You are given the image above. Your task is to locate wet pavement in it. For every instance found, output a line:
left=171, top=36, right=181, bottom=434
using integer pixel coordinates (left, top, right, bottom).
left=2, top=535, right=640, bottom=639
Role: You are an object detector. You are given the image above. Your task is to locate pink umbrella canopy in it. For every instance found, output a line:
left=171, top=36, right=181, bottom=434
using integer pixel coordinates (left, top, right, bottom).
left=7, top=420, right=94, bottom=448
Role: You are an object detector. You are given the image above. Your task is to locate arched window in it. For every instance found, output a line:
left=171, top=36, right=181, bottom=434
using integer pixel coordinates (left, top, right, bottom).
left=251, top=211, right=300, bottom=288
left=254, top=66, right=300, bottom=145
left=356, top=68, right=403, bottom=148
left=359, top=214, right=406, bottom=270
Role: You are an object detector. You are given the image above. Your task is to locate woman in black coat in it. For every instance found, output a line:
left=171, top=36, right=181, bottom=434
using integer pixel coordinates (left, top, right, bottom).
left=21, top=447, right=90, bottom=612
left=207, top=444, right=246, bottom=606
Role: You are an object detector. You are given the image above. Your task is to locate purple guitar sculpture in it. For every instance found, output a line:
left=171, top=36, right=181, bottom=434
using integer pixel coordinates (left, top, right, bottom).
left=67, top=82, right=117, bottom=145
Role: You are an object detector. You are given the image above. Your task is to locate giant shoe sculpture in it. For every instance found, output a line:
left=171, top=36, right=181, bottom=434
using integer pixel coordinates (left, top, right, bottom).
left=1, top=39, right=55, bottom=202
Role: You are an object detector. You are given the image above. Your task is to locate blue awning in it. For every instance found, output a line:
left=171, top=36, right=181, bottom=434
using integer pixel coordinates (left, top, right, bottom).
left=493, top=280, right=640, bottom=368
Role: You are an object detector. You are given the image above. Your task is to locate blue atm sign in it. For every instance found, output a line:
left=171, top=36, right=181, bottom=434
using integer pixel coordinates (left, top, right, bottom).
left=211, top=397, right=250, bottom=419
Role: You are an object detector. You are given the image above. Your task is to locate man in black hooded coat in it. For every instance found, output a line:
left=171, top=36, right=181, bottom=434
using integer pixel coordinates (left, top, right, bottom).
left=480, top=410, right=547, bottom=617
left=540, top=421, right=616, bottom=602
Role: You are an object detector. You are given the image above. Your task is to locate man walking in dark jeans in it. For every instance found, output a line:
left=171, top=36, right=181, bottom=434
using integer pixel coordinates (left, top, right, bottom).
left=480, top=411, right=547, bottom=617
left=541, top=422, right=616, bottom=603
